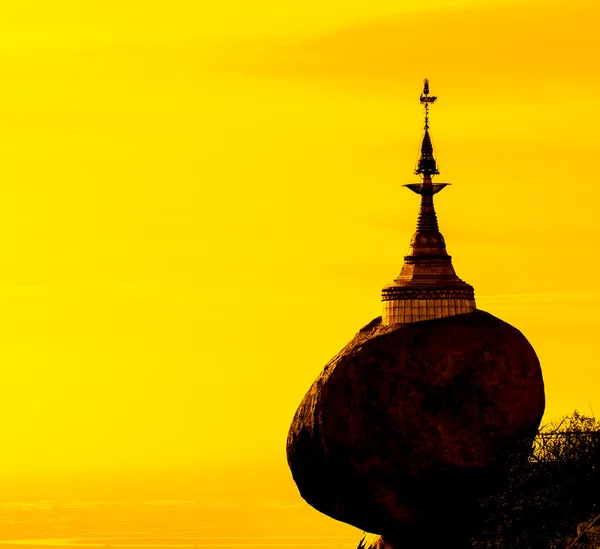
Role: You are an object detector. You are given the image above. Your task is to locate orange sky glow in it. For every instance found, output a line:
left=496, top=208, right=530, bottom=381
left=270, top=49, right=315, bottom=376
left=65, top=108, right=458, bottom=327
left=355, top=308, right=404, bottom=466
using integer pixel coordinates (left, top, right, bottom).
left=0, top=0, right=598, bottom=542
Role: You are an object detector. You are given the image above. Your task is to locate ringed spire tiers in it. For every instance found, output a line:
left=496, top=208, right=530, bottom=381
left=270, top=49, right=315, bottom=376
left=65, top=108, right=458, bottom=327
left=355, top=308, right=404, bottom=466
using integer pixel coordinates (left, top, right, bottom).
left=381, top=79, right=476, bottom=325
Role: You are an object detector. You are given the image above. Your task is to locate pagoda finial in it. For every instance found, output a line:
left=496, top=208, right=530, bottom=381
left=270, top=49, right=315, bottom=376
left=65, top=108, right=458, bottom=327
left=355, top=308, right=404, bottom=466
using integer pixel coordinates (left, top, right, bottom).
left=416, top=78, right=439, bottom=177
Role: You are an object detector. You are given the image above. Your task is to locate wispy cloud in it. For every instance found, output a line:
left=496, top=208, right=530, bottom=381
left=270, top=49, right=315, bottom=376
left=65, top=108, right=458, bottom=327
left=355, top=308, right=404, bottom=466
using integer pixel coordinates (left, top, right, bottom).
left=212, top=2, right=600, bottom=94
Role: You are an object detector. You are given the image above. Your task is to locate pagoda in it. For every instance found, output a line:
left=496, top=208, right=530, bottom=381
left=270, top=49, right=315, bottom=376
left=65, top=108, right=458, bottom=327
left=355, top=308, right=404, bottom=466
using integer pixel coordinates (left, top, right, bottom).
left=287, top=80, right=545, bottom=549
left=382, top=79, right=475, bottom=324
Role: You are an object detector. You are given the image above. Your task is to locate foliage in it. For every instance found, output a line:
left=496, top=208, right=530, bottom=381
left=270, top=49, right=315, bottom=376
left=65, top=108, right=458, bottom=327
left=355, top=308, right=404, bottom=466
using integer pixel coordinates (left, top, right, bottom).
left=472, top=411, right=600, bottom=549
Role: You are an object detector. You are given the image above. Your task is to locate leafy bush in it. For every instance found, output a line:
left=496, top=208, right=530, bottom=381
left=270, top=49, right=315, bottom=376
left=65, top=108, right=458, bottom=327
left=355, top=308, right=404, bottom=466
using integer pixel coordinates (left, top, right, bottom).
left=473, top=411, right=600, bottom=549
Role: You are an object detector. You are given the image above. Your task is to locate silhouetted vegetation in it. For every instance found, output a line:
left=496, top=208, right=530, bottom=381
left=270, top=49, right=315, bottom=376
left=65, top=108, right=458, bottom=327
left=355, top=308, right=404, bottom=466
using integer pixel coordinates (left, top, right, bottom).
left=473, top=411, right=600, bottom=549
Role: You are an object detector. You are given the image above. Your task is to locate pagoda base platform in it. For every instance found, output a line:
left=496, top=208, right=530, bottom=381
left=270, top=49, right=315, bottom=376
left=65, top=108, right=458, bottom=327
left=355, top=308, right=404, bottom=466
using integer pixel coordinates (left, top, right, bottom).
left=382, top=287, right=475, bottom=325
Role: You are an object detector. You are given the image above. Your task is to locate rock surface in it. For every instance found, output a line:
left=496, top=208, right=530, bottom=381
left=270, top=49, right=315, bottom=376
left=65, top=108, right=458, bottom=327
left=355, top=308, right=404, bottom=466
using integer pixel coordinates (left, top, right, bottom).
left=287, top=310, right=545, bottom=537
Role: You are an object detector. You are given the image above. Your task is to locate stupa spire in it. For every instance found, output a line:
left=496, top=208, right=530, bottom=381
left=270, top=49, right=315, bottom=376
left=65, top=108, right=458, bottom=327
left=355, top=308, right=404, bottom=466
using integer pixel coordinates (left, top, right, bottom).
left=381, top=79, right=476, bottom=325
left=415, top=79, right=439, bottom=177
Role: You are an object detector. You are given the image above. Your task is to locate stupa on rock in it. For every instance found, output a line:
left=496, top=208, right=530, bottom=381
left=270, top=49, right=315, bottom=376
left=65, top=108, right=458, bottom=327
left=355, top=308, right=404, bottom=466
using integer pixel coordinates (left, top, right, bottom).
left=382, top=79, right=475, bottom=324
left=287, top=80, right=545, bottom=549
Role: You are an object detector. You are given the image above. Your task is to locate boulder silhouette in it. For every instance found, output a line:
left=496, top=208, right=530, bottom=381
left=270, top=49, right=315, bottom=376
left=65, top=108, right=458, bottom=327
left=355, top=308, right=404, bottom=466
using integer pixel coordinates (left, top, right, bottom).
left=287, top=310, right=545, bottom=539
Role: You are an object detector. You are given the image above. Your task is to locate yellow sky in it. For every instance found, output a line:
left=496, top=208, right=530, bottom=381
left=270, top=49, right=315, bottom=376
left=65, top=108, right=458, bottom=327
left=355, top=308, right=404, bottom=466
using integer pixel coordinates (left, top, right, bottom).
left=0, top=0, right=597, bottom=492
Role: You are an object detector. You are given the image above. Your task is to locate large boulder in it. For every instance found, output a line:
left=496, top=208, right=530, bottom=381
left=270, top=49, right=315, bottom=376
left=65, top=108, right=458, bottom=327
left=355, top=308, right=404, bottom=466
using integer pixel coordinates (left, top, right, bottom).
left=287, top=310, right=545, bottom=538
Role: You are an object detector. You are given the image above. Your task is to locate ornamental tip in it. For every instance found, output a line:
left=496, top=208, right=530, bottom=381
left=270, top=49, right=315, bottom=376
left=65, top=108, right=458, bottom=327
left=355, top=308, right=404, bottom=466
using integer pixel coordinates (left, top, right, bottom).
left=416, top=80, right=439, bottom=177
left=420, top=78, right=437, bottom=107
